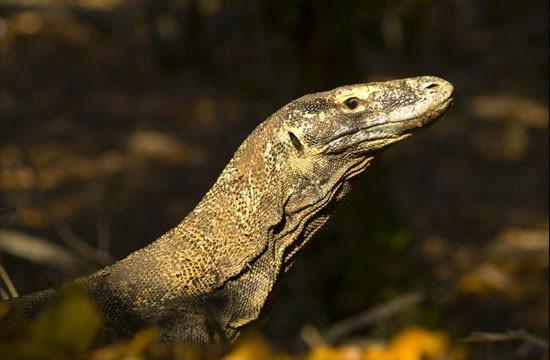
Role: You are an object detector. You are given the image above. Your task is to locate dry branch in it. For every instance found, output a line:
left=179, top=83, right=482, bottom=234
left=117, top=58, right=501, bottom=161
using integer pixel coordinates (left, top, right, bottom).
left=0, top=262, right=18, bottom=298
left=53, top=220, right=113, bottom=265
left=0, top=228, right=84, bottom=271
left=463, top=329, right=549, bottom=350
left=324, top=291, right=425, bottom=344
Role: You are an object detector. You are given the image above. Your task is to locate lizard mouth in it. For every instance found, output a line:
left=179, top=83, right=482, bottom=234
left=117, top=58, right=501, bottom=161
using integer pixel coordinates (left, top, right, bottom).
left=422, top=95, right=453, bottom=127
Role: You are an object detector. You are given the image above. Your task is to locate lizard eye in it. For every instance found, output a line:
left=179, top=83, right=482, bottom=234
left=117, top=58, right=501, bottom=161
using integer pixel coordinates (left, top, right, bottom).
left=344, top=97, right=359, bottom=110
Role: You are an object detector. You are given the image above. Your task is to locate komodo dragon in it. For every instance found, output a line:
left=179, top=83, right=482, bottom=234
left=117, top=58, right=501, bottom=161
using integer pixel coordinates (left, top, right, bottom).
left=5, top=76, right=453, bottom=347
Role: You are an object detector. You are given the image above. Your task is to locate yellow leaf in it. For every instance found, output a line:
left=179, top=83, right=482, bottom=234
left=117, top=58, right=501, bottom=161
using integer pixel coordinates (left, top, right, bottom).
left=31, top=284, right=103, bottom=353
left=308, top=345, right=363, bottom=360
left=362, top=346, right=391, bottom=360
left=90, top=328, right=160, bottom=360
left=224, top=335, right=290, bottom=360
left=386, top=326, right=449, bottom=360
left=123, top=328, right=160, bottom=357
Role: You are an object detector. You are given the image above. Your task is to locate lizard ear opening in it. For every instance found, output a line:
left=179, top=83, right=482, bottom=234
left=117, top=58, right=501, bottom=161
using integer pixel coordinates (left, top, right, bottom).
left=288, top=132, right=303, bottom=153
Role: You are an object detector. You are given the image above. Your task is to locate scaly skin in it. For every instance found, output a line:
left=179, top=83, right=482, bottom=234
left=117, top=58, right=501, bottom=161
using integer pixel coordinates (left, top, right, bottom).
left=6, top=76, right=453, bottom=346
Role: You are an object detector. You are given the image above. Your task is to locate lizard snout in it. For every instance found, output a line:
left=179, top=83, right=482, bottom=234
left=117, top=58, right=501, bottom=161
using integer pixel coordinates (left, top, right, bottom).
left=420, top=76, right=454, bottom=104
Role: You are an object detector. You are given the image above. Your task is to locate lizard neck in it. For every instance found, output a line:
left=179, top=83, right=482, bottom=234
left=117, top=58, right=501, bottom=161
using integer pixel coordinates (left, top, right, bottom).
left=87, top=117, right=371, bottom=344
left=90, top=119, right=291, bottom=340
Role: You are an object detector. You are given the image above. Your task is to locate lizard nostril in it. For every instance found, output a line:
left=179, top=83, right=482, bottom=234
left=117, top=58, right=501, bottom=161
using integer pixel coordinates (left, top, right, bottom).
left=425, top=83, right=439, bottom=90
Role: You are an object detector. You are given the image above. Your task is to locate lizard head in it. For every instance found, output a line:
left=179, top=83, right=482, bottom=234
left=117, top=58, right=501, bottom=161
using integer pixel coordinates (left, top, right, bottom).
left=282, top=76, right=453, bottom=157
left=276, top=76, right=453, bottom=213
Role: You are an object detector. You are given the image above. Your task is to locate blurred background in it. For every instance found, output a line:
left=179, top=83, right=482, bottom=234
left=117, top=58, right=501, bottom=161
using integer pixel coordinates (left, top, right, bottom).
left=0, top=0, right=548, bottom=359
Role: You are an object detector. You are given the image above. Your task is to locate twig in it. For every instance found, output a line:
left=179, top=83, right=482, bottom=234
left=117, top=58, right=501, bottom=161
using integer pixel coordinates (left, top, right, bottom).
left=300, top=324, right=325, bottom=349
left=324, top=291, right=425, bottom=344
left=0, top=228, right=83, bottom=271
left=0, top=285, right=10, bottom=300
left=53, top=219, right=113, bottom=265
left=463, top=329, right=549, bottom=351
left=0, top=261, right=18, bottom=298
